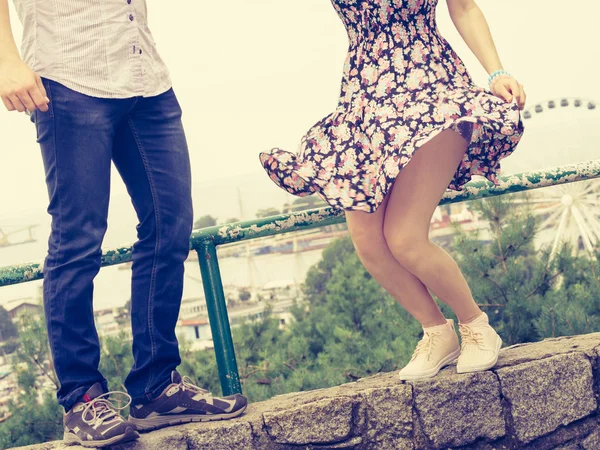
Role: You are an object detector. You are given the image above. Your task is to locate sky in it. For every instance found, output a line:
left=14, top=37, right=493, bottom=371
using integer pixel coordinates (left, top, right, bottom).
left=1, top=0, right=599, bottom=305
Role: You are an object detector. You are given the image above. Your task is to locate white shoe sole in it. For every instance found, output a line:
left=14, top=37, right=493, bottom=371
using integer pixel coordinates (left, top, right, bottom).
left=63, top=426, right=139, bottom=448
left=128, top=405, right=248, bottom=432
left=456, top=334, right=503, bottom=373
left=398, top=347, right=461, bottom=381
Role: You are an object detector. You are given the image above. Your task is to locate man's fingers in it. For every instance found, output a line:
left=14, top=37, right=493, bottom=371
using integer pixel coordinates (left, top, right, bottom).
left=30, top=79, right=49, bottom=112
left=1, top=96, right=16, bottom=112
left=35, top=76, right=48, bottom=100
left=8, top=94, right=26, bottom=112
left=17, top=89, right=38, bottom=112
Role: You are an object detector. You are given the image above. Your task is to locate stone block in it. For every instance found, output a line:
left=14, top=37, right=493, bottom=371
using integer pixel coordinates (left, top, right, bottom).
left=264, top=396, right=355, bottom=445
left=412, top=371, right=505, bottom=449
left=496, top=333, right=600, bottom=369
left=553, top=444, right=582, bottom=450
left=113, top=428, right=188, bottom=450
left=497, top=352, right=597, bottom=444
left=182, top=421, right=255, bottom=450
left=583, top=428, right=600, bottom=450
left=361, top=384, right=413, bottom=449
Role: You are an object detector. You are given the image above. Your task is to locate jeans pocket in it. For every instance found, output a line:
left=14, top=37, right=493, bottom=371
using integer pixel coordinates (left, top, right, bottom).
left=39, top=77, right=54, bottom=119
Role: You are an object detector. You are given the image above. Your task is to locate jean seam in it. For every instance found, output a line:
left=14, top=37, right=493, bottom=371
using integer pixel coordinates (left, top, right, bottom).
left=45, top=79, right=63, bottom=386
left=127, top=116, right=161, bottom=399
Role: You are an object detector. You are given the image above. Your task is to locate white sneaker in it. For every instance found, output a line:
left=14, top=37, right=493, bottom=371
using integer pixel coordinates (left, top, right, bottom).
left=456, top=312, right=502, bottom=373
left=398, top=319, right=461, bottom=381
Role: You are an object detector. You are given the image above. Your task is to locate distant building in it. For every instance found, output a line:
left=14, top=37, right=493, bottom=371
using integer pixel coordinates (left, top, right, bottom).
left=257, top=280, right=300, bottom=302
left=5, top=299, right=42, bottom=320
left=176, top=317, right=213, bottom=351
left=94, top=308, right=129, bottom=338
left=179, top=297, right=208, bottom=321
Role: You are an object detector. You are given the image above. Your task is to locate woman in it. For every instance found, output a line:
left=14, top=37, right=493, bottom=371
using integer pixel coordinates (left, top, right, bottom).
left=260, top=0, right=525, bottom=381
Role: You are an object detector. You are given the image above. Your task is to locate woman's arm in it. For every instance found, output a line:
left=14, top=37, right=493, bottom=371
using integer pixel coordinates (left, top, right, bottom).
left=0, top=0, right=48, bottom=113
left=446, top=0, right=525, bottom=109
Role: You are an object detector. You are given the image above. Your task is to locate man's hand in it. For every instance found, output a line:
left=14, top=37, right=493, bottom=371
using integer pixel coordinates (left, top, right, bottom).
left=0, top=56, right=49, bottom=113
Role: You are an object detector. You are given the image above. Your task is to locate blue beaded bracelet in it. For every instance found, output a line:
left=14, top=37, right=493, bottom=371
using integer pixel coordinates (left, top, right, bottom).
left=488, top=70, right=511, bottom=90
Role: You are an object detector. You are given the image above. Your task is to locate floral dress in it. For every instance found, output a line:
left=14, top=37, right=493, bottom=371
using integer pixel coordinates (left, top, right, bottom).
left=259, top=0, right=524, bottom=213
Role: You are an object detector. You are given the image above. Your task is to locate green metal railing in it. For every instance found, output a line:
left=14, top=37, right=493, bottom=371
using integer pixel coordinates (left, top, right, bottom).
left=2, top=159, right=600, bottom=396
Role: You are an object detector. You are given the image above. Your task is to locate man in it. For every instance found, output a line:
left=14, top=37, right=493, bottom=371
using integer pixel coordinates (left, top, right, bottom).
left=0, top=0, right=247, bottom=447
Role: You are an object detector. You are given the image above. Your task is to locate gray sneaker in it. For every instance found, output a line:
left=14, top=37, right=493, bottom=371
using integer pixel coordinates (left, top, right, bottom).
left=63, top=383, right=139, bottom=448
left=128, top=371, right=248, bottom=432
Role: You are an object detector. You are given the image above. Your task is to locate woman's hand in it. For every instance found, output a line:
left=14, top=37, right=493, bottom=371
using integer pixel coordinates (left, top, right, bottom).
left=490, top=76, right=526, bottom=110
left=0, top=56, right=49, bottom=113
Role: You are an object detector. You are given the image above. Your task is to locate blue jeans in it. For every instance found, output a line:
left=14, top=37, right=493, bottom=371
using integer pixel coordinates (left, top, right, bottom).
left=31, top=79, right=193, bottom=411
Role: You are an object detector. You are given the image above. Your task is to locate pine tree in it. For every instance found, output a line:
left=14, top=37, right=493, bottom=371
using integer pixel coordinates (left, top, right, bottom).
left=449, top=192, right=600, bottom=344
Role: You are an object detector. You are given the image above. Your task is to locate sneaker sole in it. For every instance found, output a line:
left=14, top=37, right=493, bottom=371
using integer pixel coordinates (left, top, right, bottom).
left=456, top=335, right=503, bottom=373
left=128, top=404, right=248, bottom=432
left=63, top=426, right=139, bottom=448
left=398, top=347, right=461, bottom=381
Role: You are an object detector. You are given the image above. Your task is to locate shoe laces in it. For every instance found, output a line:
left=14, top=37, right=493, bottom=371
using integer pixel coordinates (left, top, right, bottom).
left=178, top=376, right=211, bottom=398
left=82, top=392, right=131, bottom=427
left=459, top=324, right=484, bottom=349
left=410, top=331, right=440, bottom=362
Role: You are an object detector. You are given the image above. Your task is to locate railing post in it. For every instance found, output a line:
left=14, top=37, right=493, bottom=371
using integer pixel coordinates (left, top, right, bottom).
left=196, top=240, right=242, bottom=396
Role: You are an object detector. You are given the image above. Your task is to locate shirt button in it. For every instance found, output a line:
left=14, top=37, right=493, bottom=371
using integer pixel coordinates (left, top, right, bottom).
left=127, top=0, right=131, bottom=3
left=139, top=49, right=143, bottom=55
left=129, top=14, right=134, bottom=21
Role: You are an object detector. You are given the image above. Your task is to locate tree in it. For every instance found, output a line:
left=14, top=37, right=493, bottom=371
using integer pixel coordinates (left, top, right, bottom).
left=0, top=391, right=63, bottom=449
left=534, top=247, right=600, bottom=337
left=13, top=315, right=58, bottom=391
left=0, top=315, right=62, bottom=448
left=194, top=215, right=217, bottom=229
left=449, top=192, right=600, bottom=344
left=99, top=333, right=134, bottom=394
left=0, top=306, right=18, bottom=342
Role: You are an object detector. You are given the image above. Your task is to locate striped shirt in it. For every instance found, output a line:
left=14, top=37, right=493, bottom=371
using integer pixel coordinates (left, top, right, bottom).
left=11, top=0, right=172, bottom=98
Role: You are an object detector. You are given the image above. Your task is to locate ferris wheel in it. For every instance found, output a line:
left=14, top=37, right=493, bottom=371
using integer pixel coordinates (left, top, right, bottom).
left=513, top=97, right=599, bottom=260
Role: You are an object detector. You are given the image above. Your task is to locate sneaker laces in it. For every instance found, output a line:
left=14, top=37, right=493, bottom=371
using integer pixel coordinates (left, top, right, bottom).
left=179, top=376, right=211, bottom=398
left=459, top=324, right=484, bottom=350
left=82, top=391, right=131, bottom=427
left=410, top=331, right=440, bottom=362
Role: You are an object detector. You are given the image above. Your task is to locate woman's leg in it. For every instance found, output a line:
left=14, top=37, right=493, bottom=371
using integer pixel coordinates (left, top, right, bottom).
left=345, top=197, right=447, bottom=328
left=382, top=129, right=482, bottom=324
left=346, top=172, right=463, bottom=380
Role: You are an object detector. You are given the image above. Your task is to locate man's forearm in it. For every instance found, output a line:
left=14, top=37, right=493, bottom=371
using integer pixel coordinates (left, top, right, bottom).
left=0, top=0, right=21, bottom=62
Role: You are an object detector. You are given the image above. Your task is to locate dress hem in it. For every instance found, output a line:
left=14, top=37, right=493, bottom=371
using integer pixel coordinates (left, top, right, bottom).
left=259, top=108, right=520, bottom=214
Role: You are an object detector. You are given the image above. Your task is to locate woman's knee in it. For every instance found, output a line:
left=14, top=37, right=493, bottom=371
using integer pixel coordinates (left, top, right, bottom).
left=351, top=228, right=388, bottom=272
left=383, top=224, right=426, bottom=268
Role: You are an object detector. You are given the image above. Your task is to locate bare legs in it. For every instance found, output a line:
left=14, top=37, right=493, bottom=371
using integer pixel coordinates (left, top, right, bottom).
left=346, top=129, right=482, bottom=327
left=346, top=195, right=448, bottom=328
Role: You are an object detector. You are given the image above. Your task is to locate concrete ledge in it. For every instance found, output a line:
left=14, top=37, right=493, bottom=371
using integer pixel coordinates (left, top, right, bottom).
left=14, top=332, right=600, bottom=450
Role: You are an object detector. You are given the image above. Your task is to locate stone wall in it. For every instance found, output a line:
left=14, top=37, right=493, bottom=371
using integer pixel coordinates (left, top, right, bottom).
left=15, top=333, right=600, bottom=450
